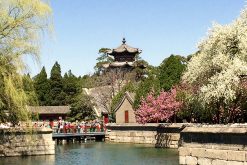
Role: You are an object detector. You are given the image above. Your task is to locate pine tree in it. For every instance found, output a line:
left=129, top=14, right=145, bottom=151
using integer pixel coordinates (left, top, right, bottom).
left=50, top=62, right=65, bottom=105
left=23, top=74, right=38, bottom=106
left=34, top=67, right=51, bottom=105
left=63, top=70, right=80, bottom=105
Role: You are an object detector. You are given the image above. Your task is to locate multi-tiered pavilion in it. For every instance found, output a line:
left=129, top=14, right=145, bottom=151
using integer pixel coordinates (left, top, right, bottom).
left=102, top=38, right=143, bottom=70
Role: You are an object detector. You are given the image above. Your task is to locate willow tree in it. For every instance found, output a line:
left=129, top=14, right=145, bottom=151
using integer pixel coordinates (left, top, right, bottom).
left=182, top=7, right=247, bottom=123
left=0, top=0, right=52, bottom=125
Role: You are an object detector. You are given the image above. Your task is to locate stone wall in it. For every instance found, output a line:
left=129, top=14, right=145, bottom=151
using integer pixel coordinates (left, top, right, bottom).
left=106, top=123, right=185, bottom=148
left=179, top=125, right=247, bottom=165
left=0, top=127, right=55, bottom=157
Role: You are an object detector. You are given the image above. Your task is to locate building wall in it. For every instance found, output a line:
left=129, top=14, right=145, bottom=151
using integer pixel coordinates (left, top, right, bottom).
left=116, top=98, right=136, bottom=123
left=0, top=128, right=55, bottom=157
left=106, top=123, right=184, bottom=148
left=179, top=125, right=247, bottom=165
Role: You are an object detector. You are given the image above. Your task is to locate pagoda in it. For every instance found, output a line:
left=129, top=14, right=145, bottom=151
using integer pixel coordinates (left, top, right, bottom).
left=102, top=38, right=142, bottom=69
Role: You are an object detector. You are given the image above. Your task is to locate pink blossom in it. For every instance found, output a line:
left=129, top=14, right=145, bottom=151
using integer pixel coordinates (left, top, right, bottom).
left=135, top=88, right=182, bottom=124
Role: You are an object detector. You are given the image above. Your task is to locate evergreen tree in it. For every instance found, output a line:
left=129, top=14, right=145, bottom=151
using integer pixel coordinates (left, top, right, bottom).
left=68, top=93, right=95, bottom=122
left=34, top=67, right=51, bottom=105
left=94, top=48, right=113, bottom=74
left=63, top=70, right=80, bottom=105
left=158, top=55, right=186, bottom=91
left=50, top=62, right=65, bottom=106
left=23, top=74, right=38, bottom=106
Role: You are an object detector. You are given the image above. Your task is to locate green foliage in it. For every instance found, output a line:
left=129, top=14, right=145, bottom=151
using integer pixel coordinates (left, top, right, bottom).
left=68, top=93, right=95, bottom=122
left=94, top=48, right=113, bottom=74
left=33, top=64, right=96, bottom=121
left=0, top=0, right=52, bottom=125
left=133, top=74, right=160, bottom=109
left=23, top=74, right=38, bottom=106
left=80, top=74, right=98, bottom=88
left=30, top=112, right=39, bottom=121
left=63, top=70, right=81, bottom=105
left=34, top=67, right=51, bottom=106
left=133, top=60, right=149, bottom=81
left=158, top=55, right=186, bottom=91
left=0, top=73, right=29, bottom=126
left=111, top=82, right=137, bottom=111
left=50, top=62, right=65, bottom=105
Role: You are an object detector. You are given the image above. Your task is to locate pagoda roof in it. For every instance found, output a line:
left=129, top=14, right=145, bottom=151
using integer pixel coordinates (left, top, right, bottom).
left=107, top=38, right=141, bottom=55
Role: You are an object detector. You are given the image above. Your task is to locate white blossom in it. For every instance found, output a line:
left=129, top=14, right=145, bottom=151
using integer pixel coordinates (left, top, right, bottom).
left=183, top=7, right=247, bottom=104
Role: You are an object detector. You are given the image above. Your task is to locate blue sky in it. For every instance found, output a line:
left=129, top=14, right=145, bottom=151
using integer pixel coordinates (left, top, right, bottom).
left=29, top=0, right=245, bottom=77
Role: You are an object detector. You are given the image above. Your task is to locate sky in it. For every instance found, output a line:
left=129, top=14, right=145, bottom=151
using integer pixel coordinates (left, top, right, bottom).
left=28, top=0, right=245, bottom=77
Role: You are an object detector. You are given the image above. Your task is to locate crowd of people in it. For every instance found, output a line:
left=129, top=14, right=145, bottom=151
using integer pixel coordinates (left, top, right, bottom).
left=32, top=119, right=106, bottom=133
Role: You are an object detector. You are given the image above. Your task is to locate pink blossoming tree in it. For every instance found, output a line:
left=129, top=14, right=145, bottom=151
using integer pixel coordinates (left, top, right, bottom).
left=135, top=88, right=182, bottom=124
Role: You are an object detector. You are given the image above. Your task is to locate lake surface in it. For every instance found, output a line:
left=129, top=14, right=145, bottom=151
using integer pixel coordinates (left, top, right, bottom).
left=0, top=142, right=179, bottom=165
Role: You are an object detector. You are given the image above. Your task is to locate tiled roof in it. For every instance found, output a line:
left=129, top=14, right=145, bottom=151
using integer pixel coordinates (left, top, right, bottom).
left=114, top=91, right=135, bottom=112
left=28, top=106, right=70, bottom=114
left=107, top=38, right=141, bottom=55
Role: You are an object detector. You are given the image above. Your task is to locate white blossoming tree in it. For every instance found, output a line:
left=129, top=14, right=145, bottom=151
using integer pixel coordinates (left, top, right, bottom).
left=182, top=7, right=247, bottom=123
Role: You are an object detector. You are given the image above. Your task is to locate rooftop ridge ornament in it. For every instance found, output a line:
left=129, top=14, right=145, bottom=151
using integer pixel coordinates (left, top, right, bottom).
left=122, top=37, right=126, bottom=44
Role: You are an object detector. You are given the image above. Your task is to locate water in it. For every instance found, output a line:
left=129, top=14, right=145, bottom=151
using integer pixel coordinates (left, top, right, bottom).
left=0, top=142, right=179, bottom=165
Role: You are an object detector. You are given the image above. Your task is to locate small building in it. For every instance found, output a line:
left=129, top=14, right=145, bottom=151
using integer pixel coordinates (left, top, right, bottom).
left=114, top=92, right=136, bottom=123
left=28, top=106, right=70, bottom=121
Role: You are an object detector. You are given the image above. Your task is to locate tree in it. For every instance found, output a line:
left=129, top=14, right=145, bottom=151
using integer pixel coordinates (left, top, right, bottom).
left=68, top=93, right=95, bottom=122
left=34, top=67, right=51, bottom=105
left=135, top=88, right=182, bottom=124
left=50, top=61, right=65, bottom=106
left=0, top=0, right=52, bottom=125
left=63, top=70, right=81, bottom=105
left=111, top=82, right=137, bottom=111
left=94, top=48, right=113, bottom=74
left=133, top=72, right=160, bottom=109
left=182, top=7, right=247, bottom=123
left=23, top=74, right=38, bottom=106
left=158, top=55, right=186, bottom=91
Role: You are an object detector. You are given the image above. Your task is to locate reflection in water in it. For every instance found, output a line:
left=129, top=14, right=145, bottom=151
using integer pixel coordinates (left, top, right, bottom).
left=0, top=142, right=179, bottom=165
left=0, top=154, right=55, bottom=165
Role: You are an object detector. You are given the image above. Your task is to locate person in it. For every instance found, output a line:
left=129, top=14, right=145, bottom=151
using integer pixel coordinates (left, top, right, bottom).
left=77, top=122, right=81, bottom=133
left=81, top=121, right=85, bottom=133
left=64, top=122, right=67, bottom=133
left=49, top=120, right=54, bottom=129
left=57, top=122, right=60, bottom=133
left=96, top=121, right=100, bottom=132
left=33, top=122, right=38, bottom=128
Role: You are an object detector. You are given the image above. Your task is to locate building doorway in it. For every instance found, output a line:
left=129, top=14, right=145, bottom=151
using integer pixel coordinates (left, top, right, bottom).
left=125, top=110, right=129, bottom=123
